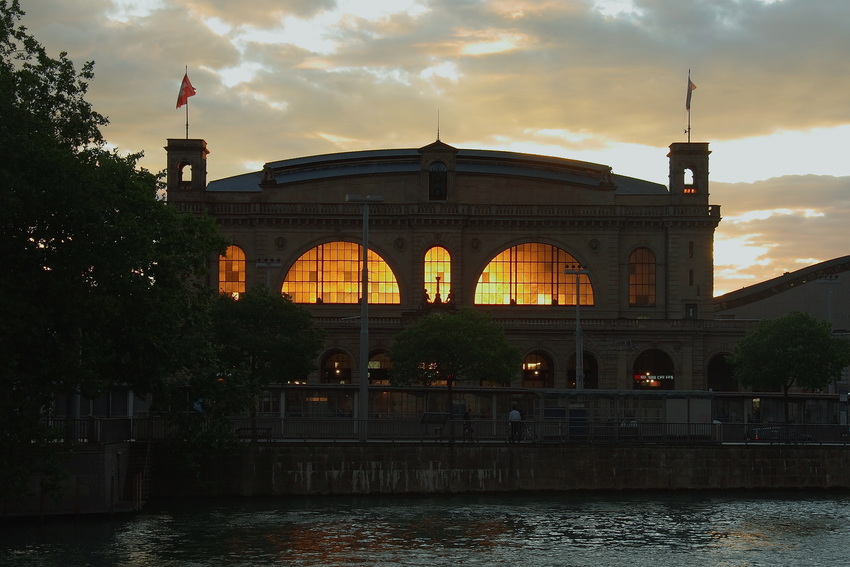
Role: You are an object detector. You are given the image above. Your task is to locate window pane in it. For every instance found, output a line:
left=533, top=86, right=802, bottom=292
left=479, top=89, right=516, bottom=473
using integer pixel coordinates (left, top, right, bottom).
left=474, top=243, right=593, bottom=306
left=424, top=246, right=451, bottom=302
left=218, top=245, right=246, bottom=298
left=282, top=241, right=400, bottom=304
left=629, top=247, right=656, bottom=307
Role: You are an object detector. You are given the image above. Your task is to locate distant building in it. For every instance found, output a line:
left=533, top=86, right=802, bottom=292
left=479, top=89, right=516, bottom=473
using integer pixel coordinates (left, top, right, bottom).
left=714, top=256, right=850, bottom=395
left=165, top=137, right=754, bottom=392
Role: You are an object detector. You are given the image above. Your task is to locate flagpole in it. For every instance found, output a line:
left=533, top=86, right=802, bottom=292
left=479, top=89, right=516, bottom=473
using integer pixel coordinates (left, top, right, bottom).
left=687, top=73, right=691, bottom=143
left=185, top=66, right=190, bottom=139
left=686, top=69, right=692, bottom=143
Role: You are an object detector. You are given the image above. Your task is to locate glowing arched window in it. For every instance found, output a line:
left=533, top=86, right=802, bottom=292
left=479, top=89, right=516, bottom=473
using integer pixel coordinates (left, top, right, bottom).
left=219, top=245, right=246, bottom=298
left=282, top=241, right=400, bottom=304
left=424, top=246, right=451, bottom=303
left=629, top=247, right=656, bottom=307
left=474, top=243, right=593, bottom=306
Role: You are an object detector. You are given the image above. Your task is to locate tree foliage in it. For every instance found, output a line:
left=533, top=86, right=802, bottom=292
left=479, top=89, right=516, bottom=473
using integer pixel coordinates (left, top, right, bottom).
left=0, top=0, right=224, bottom=502
left=730, top=311, right=850, bottom=421
left=209, top=285, right=325, bottom=414
left=389, top=308, right=522, bottom=392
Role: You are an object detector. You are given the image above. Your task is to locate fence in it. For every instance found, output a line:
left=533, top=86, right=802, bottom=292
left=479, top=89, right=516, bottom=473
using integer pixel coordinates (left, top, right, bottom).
left=41, top=418, right=850, bottom=446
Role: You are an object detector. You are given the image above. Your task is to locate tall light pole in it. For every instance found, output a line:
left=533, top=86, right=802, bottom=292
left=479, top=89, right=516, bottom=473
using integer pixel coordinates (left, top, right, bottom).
left=565, top=265, right=588, bottom=390
left=346, top=194, right=383, bottom=441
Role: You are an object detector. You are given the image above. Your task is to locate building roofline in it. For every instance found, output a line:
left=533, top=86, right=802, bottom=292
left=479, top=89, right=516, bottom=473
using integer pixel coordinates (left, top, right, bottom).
left=714, top=255, right=850, bottom=312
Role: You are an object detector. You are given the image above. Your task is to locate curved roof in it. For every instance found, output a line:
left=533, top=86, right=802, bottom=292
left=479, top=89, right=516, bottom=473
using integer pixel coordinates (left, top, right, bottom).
left=205, top=144, right=669, bottom=195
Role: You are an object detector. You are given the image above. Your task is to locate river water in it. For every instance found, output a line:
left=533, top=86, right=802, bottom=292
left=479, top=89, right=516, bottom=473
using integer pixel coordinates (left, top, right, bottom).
left=2, top=491, right=849, bottom=566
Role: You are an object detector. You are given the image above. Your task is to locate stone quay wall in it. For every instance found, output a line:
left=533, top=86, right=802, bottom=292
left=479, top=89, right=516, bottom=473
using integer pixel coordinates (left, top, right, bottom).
left=152, top=443, right=850, bottom=497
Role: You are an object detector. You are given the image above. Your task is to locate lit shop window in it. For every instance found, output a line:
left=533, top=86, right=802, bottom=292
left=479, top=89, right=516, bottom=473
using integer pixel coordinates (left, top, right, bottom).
left=219, top=245, right=246, bottom=298
left=368, top=352, right=392, bottom=385
left=474, top=243, right=593, bottom=306
left=281, top=241, right=400, bottom=304
left=322, top=351, right=352, bottom=384
left=424, top=246, right=451, bottom=303
left=629, top=247, right=656, bottom=307
left=522, top=353, right=552, bottom=388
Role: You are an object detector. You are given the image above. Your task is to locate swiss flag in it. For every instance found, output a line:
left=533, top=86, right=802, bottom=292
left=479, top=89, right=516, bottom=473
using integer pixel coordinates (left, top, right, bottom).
left=176, top=73, right=196, bottom=109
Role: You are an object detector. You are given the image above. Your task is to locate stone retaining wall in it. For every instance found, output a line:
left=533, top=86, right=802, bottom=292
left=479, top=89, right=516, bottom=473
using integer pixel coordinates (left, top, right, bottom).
left=152, top=443, right=850, bottom=497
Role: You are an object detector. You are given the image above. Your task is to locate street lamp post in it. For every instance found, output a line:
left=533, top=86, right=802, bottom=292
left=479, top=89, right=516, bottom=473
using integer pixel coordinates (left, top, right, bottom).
left=565, top=265, right=588, bottom=390
left=346, top=194, right=383, bottom=442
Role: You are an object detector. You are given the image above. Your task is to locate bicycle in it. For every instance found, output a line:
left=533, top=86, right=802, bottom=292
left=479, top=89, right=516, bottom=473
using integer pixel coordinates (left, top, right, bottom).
left=506, top=421, right=535, bottom=443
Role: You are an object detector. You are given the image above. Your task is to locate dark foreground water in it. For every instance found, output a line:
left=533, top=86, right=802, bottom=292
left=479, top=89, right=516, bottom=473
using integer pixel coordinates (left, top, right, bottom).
left=2, top=491, right=850, bottom=566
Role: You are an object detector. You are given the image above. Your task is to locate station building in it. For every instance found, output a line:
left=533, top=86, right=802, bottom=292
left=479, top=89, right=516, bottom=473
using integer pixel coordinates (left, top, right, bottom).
left=164, top=136, right=753, bottom=398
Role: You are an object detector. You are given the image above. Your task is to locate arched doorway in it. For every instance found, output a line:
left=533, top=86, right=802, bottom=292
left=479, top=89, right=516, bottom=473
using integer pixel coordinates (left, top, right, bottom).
left=707, top=353, right=738, bottom=392
left=632, top=349, right=675, bottom=390
left=522, top=352, right=553, bottom=388
left=321, top=351, right=352, bottom=384
left=368, top=352, right=392, bottom=385
left=567, top=353, right=599, bottom=389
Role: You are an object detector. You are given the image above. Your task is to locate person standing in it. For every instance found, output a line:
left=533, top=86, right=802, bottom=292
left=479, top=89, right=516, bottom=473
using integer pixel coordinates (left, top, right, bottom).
left=508, top=405, right=522, bottom=442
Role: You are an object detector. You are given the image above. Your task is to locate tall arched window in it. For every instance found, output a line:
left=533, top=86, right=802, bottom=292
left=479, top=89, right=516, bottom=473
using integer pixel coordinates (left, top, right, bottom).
left=282, top=241, right=400, bottom=304
left=219, top=245, right=246, bottom=298
left=474, top=243, right=593, bottom=306
left=629, top=247, right=656, bottom=307
left=424, top=246, right=451, bottom=303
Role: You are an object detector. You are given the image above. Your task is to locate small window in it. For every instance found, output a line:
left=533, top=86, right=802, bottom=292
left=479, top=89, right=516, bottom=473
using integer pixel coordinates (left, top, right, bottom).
left=683, top=168, right=696, bottom=194
left=429, top=162, right=448, bottom=200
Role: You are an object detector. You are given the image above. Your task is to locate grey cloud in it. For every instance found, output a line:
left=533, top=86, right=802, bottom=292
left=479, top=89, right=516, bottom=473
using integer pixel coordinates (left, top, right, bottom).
left=16, top=0, right=850, bottom=211
left=713, top=175, right=850, bottom=291
left=177, top=0, right=338, bottom=27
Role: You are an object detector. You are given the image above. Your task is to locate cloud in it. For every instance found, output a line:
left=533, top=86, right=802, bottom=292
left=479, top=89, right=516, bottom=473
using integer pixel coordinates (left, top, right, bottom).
left=712, top=175, right=850, bottom=294
left=15, top=0, right=850, bottom=295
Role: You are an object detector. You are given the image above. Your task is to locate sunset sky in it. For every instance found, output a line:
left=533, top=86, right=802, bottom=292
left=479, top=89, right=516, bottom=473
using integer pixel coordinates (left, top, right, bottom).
left=20, top=0, right=850, bottom=296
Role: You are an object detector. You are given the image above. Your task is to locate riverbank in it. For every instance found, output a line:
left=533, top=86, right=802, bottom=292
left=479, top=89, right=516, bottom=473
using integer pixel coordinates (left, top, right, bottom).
left=153, top=442, right=850, bottom=497
left=8, top=441, right=850, bottom=518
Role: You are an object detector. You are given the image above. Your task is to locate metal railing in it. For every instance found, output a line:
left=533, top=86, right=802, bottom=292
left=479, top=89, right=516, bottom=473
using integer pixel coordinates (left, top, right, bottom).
left=42, top=418, right=850, bottom=446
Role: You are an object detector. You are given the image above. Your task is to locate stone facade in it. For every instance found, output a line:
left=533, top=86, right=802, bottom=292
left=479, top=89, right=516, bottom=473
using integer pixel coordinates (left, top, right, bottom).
left=166, top=138, right=742, bottom=391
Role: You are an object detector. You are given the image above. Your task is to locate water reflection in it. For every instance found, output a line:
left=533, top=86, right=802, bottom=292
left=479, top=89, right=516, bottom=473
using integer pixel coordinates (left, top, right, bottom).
left=2, top=491, right=850, bottom=566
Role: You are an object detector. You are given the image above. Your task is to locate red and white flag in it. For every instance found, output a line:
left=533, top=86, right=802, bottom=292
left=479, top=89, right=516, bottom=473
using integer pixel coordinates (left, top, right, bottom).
left=176, top=73, right=196, bottom=109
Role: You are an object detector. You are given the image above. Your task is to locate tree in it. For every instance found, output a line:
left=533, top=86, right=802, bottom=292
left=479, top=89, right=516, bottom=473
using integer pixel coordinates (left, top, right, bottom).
left=0, top=0, right=224, bottom=503
left=389, top=308, right=522, bottom=413
left=210, top=285, right=325, bottom=415
left=729, top=311, right=850, bottom=423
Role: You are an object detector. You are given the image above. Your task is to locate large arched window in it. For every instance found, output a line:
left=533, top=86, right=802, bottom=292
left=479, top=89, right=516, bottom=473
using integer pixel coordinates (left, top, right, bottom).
left=424, top=246, right=451, bottom=303
left=219, top=245, right=246, bottom=298
left=282, top=242, right=400, bottom=304
left=474, top=243, right=593, bottom=306
left=629, top=247, right=656, bottom=307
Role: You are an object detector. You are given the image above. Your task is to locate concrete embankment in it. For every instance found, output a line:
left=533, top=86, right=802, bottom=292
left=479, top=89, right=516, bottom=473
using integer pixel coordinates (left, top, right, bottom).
left=152, top=443, right=850, bottom=497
